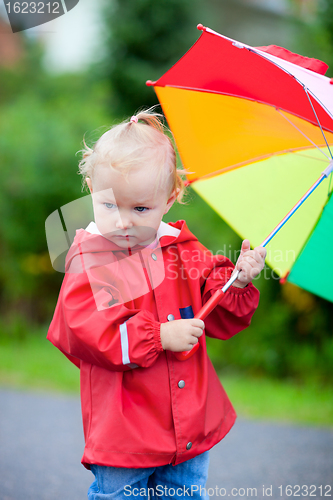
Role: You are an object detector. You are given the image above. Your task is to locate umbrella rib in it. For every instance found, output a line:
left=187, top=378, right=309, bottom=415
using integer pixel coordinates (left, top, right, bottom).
left=261, top=172, right=330, bottom=248
left=187, top=146, right=330, bottom=184
left=161, top=85, right=333, bottom=135
left=303, top=86, right=333, bottom=159
left=276, top=108, right=331, bottom=160
left=292, top=151, right=328, bottom=163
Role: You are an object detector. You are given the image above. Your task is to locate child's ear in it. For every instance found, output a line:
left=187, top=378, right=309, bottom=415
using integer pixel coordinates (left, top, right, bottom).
left=86, top=177, right=93, bottom=193
left=164, top=189, right=178, bottom=214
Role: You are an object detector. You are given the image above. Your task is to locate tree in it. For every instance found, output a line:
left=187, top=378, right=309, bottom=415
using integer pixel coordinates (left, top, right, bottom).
left=100, top=0, right=200, bottom=117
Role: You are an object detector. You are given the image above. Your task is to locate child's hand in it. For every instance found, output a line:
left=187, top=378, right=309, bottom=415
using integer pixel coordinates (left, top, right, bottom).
left=232, top=239, right=266, bottom=288
left=160, top=319, right=205, bottom=352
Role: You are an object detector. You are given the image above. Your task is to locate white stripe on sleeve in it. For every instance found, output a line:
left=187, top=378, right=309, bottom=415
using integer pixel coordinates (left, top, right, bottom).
left=119, top=320, right=138, bottom=368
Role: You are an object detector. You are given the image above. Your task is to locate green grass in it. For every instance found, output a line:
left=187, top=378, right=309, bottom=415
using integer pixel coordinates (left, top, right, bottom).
left=0, top=334, right=80, bottom=393
left=0, top=334, right=332, bottom=427
left=220, top=372, right=333, bottom=427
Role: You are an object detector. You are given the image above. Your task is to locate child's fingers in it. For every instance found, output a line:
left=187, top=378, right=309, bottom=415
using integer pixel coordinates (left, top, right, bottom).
left=238, top=243, right=266, bottom=262
left=254, top=246, right=267, bottom=261
left=190, top=318, right=205, bottom=329
left=242, top=257, right=262, bottom=273
left=233, top=245, right=266, bottom=287
left=241, top=256, right=262, bottom=270
left=236, top=240, right=250, bottom=266
left=238, top=249, right=265, bottom=268
left=236, top=255, right=255, bottom=272
left=236, top=258, right=262, bottom=281
left=237, top=261, right=254, bottom=278
left=249, top=250, right=265, bottom=264
left=188, top=336, right=199, bottom=347
left=240, top=239, right=251, bottom=255
left=189, top=319, right=205, bottom=337
left=160, top=319, right=204, bottom=351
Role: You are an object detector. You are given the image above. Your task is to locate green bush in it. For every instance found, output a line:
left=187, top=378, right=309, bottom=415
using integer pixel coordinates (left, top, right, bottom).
left=0, top=49, right=111, bottom=321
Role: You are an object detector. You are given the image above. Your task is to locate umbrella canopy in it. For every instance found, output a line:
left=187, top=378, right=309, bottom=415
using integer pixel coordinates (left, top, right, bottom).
left=148, top=26, right=333, bottom=303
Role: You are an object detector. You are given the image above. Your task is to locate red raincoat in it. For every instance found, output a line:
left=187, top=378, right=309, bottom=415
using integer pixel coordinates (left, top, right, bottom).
left=47, top=220, right=259, bottom=468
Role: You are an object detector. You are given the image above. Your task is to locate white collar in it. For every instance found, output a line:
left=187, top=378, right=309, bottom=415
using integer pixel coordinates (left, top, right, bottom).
left=157, top=221, right=181, bottom=240
left=85, top=221, right=103, bottom=235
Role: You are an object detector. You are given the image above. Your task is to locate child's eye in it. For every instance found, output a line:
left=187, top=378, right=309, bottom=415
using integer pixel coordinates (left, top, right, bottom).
left=104, top=203, right=116, bottom=209
left=135, top=206, right=149, bottom=213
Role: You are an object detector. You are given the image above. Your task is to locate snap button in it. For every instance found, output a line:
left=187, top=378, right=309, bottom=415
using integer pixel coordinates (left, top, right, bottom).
left=167, top=314, right=175, bottom=321
left=178, top=380, right=185, bottom=389
left=151, top=253, right=157, bottom=261
left=186, top=442, right=192, bottom=450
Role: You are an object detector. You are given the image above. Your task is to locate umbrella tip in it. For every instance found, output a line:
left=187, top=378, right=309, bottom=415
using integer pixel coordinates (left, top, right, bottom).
left=146, top=80, right=155, bottom=87
left=197, top=24, right=206, bottom=31
left=280, top=272, right=290, bottom=285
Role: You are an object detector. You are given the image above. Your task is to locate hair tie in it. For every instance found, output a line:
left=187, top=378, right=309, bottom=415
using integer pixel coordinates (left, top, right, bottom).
left=130, top=116, right=138, bottom=124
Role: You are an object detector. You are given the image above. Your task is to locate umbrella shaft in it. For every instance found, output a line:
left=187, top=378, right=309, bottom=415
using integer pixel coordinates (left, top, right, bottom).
left=197, top=270, right=241, bottom=314
left=203, top=165, right=332, bottom=301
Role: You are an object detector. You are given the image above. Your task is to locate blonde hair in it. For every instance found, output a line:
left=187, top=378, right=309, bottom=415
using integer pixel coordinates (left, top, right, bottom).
left=78, top=109, right=187, bottom=203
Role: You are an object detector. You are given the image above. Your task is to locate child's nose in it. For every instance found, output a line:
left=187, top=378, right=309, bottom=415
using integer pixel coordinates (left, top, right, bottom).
left=115, top=212, right=133, bottom=230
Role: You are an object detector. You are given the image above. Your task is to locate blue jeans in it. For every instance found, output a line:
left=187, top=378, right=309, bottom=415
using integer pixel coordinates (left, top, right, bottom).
left=88, top=451, right=210, bottom=500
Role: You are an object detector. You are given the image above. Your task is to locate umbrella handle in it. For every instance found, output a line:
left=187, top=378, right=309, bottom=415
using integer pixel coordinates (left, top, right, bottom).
left=174, top=271, right=240, bottom=361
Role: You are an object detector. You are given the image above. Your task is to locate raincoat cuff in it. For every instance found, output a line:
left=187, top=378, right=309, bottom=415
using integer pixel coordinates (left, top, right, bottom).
left=230, top=281, right=255, bottom=294
left=151, top=321, right=164, bottom=353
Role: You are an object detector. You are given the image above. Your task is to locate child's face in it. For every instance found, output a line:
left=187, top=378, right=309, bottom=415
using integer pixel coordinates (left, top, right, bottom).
left=86, top=163, right=176, bottom=248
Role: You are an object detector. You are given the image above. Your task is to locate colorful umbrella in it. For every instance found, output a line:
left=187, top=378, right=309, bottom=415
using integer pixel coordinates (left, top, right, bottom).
left=147, top=25, right=333, bottom=360
left=147, top=25, right=333, bottom=305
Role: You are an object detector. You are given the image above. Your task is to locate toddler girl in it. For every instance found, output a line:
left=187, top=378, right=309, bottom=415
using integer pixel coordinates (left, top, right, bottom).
left=47, top=110, right=266, bottom=499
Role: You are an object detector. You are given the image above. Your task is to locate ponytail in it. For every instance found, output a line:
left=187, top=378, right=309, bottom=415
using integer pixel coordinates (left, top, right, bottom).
left=127, top=109, right=187, bottom=203
left=78, top=107, right=188, bottom=203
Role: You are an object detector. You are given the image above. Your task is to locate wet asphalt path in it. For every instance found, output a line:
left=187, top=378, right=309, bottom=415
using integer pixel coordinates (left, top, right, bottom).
left=0, top=389, right=332, bottom=500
